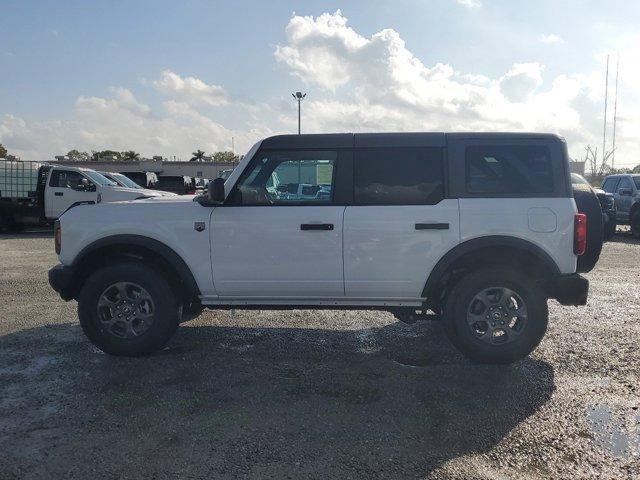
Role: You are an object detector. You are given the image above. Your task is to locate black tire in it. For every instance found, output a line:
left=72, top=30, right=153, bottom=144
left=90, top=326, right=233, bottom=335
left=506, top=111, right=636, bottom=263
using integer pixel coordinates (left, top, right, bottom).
left=573, top=184, right=604, bottom=273
left=78, top=262, right=180, bottom=356
left=631, top=210, right=640, bottom=239
left=443, top=268, right=548, bottom=364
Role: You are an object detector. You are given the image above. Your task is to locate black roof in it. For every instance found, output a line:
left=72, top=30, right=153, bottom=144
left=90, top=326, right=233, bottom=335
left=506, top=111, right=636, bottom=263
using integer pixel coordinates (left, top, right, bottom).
left=260, top=132, right=563, bottom=149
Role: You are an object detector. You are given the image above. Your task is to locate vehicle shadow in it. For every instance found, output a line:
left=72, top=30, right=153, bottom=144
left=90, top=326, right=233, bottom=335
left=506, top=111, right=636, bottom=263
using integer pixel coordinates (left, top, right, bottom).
left=0, top=319, right=555, bottom=479
left=609, top=230, right=640, bottom=245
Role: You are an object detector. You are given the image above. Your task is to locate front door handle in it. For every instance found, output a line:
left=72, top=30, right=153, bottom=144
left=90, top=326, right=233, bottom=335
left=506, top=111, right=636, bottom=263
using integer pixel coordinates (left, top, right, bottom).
left=415, top=223, right=449, bottom=230
left=301, top=223, right=334, bottom=231
left=54, top=192, right=64, bottom=197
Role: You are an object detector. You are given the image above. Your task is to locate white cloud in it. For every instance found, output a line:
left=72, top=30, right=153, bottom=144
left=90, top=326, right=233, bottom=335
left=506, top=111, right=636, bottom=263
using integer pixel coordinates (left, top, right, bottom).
left=540, top=33, right=564, bottom=44
left=456, top=0, right=482, bottom=8
left=0, top=87, right=265, bottom=160
left=154, top=70, right=229, bottom=107
left=273, top=10, right=597, bottom=150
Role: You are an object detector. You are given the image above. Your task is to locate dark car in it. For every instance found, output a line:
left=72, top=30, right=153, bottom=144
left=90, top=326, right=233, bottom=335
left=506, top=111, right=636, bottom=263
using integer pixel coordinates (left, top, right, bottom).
left=156, top=175, right=197, bottom=195
left=571, top=173, right=616, bottom=240
left=120, top=171, right=159, bottom=189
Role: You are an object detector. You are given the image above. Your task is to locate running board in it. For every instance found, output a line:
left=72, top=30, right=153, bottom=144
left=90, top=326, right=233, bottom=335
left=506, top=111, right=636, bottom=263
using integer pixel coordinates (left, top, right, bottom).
left=199, top=296, right=425, bottom=308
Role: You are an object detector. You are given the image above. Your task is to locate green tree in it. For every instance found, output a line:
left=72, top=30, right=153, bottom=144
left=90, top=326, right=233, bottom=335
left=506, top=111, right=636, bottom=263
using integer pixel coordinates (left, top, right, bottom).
left=212, top=151, right=240, bottom=164
left=190, top=149, right=206, bottom=162
left=633, top=164, right=640, bottom=174
left=92, top=150, right=123, bottom=161
left=0, top=144, right=8, bottom=158
left=122, top=150, right=141, bottom=161
left=66, top=149, right=91, bottom=162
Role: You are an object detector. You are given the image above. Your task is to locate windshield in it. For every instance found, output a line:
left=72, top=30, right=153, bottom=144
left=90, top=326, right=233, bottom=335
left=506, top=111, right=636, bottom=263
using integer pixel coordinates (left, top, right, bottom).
left=83, top=170, right=118, bottom=187
left=111, top=172, right=143, bottom=189
left=634, top=176, right=640, bottom=189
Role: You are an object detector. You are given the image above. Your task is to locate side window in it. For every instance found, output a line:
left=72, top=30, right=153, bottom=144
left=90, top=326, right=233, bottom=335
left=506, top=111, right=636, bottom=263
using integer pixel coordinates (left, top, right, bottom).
left=230, top=150, right=336, bottom=205
left=465, top=145, right=553, bottom=194
left=617, top=177, right=633, bottom=193
left=354, top=147, right=444, bottom=205
left=601, top=178, right=618, bottom=193
left=49, top=170, right=85, bottom=190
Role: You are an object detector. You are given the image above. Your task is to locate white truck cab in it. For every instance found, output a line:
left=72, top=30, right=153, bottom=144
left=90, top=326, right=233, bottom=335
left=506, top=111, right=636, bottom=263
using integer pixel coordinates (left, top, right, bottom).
left=43, top=166, right=166, bottom=219
left=49, top=133, right=601, bottom=363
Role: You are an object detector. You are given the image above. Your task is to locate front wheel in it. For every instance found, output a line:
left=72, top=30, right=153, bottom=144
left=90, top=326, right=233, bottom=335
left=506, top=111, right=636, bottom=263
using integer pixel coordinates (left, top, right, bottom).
left=78, top=262, right=180, bottom=356
left=443, top=268, right=548, bottom=364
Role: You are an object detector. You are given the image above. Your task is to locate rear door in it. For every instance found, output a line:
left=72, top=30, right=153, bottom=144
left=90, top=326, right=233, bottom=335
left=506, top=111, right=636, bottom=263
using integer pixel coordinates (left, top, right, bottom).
left=45, top=169, right=97, bottom=219
left=343, top=135, right=460, bottom=299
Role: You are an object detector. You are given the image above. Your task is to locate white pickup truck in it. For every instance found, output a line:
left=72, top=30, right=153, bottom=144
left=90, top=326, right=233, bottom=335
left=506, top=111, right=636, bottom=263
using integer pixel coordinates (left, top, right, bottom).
left=48, top=133, right=602, bottom=363
left=0, top=160, right=167, bottom=229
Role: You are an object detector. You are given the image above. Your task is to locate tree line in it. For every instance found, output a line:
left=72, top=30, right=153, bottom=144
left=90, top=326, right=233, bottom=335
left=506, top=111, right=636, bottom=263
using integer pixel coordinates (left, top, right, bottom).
left=63, top=148, right=240, bottom=163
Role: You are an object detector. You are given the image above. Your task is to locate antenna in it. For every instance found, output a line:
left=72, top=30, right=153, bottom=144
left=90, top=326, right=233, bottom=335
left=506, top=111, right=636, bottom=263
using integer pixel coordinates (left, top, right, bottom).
left=612, top=53, right=620, bottom=170
left=603, top=54, right=609, bottom=168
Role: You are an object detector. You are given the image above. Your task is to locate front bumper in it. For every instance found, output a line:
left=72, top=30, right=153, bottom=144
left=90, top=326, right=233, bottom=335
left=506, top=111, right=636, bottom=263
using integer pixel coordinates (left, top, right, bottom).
left=48, top=264, right=76, bottom=301
left=546, top=274, right=589, bottom=306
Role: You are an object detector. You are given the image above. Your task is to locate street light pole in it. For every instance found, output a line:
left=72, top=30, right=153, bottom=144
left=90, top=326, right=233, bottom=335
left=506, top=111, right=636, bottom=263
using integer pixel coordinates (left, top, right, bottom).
left=292, top=91, right=306, bottom=134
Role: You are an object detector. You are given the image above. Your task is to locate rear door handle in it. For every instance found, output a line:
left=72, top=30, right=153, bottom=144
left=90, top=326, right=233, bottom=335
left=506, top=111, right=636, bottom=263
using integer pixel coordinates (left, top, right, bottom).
left=301, top=223, right=334, bottom=231
left=415, top=223, right=449, bottom=230
left=54, top=192, right=64, bottom=197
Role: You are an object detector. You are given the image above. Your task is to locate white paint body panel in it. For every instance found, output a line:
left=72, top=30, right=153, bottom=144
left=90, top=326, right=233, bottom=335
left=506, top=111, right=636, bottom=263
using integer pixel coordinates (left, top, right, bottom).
left=343, top=200, right=461, bottom=298
left=58, top=196, right=216, bottom=296
left=458, top=198, right=577, bottom=274
left=210, top=206, right=345, bottom=297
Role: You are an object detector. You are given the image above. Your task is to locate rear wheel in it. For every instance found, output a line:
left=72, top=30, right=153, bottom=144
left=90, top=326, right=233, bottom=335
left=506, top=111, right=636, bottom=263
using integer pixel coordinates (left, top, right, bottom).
left=443, top=268, right=548, bottom=364
left=78, top=262, right=180, bottom=356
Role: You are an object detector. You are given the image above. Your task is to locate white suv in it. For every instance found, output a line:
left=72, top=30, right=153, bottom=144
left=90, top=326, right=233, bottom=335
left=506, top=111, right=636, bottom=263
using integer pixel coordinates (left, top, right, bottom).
left=49, top=133, right=597, bottom=363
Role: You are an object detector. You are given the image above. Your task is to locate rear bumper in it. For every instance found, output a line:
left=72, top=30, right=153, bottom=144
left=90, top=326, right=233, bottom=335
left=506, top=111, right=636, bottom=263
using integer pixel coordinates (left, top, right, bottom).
left=546, top=274, right=589, bottom=306
left=48, top=264, right=76, bottom=301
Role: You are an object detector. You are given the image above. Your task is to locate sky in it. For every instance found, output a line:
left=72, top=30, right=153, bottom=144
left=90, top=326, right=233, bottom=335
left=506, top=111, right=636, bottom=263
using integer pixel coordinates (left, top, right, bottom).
left=2, top=0, right=640, bottom=167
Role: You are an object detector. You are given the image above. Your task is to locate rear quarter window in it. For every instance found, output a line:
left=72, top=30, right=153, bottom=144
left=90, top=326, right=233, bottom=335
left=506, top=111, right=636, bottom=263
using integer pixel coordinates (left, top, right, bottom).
left=465, top=145, right=554, bottom=195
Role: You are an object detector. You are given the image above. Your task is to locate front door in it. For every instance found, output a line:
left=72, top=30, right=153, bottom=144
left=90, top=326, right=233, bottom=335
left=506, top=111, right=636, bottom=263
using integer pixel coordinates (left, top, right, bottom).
left=343, top=144, right=459, bottom=299
left=211, top=149, right=345, bottom=298
left=45, top=169, right=97, bottom=219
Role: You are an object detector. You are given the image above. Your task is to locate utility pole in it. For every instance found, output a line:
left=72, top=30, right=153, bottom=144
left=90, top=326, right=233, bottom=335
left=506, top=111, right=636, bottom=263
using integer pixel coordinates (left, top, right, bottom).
left=603, top=54, right=609, bottom=167
left=292, top=91, right=306, bottom=134
left=612, top=54, right=620, bottom=170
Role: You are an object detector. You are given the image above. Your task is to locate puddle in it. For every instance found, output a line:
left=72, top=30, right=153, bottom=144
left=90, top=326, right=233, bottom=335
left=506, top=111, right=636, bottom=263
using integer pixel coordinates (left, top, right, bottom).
left=586, top=404, right=640, bottom=458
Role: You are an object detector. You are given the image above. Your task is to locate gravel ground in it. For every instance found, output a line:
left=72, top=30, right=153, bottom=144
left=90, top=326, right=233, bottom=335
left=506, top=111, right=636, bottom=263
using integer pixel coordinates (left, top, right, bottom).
left=0, top=231, right=639, bottom=479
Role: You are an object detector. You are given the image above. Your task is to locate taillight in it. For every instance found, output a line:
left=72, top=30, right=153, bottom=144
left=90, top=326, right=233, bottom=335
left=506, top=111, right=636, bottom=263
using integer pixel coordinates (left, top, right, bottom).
left=574, top=213, right=587, bottom=256
left=54, top=220, right=61, bottom=255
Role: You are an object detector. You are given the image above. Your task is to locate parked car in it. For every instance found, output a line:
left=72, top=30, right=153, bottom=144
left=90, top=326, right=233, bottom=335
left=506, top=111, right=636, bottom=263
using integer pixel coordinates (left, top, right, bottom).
left=49, top=132, right=602, bottom=364
left=0, top=160, right=165, bottom=229
left=120, top=171, right=159, bottom=190
left=155, top=175, right=197, bottom=195
left=571, top=173, right=616, bottom=240
left=601, top=173, right=640, bottom=238
left=100, top=171, right=176, bottom=197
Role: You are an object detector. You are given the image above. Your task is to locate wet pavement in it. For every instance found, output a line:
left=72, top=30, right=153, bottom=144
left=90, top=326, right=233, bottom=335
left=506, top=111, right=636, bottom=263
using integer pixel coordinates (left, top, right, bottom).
left=0, top=232, right=639, bottom=479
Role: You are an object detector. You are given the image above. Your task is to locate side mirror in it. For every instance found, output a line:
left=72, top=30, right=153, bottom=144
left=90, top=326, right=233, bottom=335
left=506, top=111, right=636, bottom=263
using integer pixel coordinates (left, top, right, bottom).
left=208, top=177, right=226, bottom=203
left=619, top=188, right=632, bottom=196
